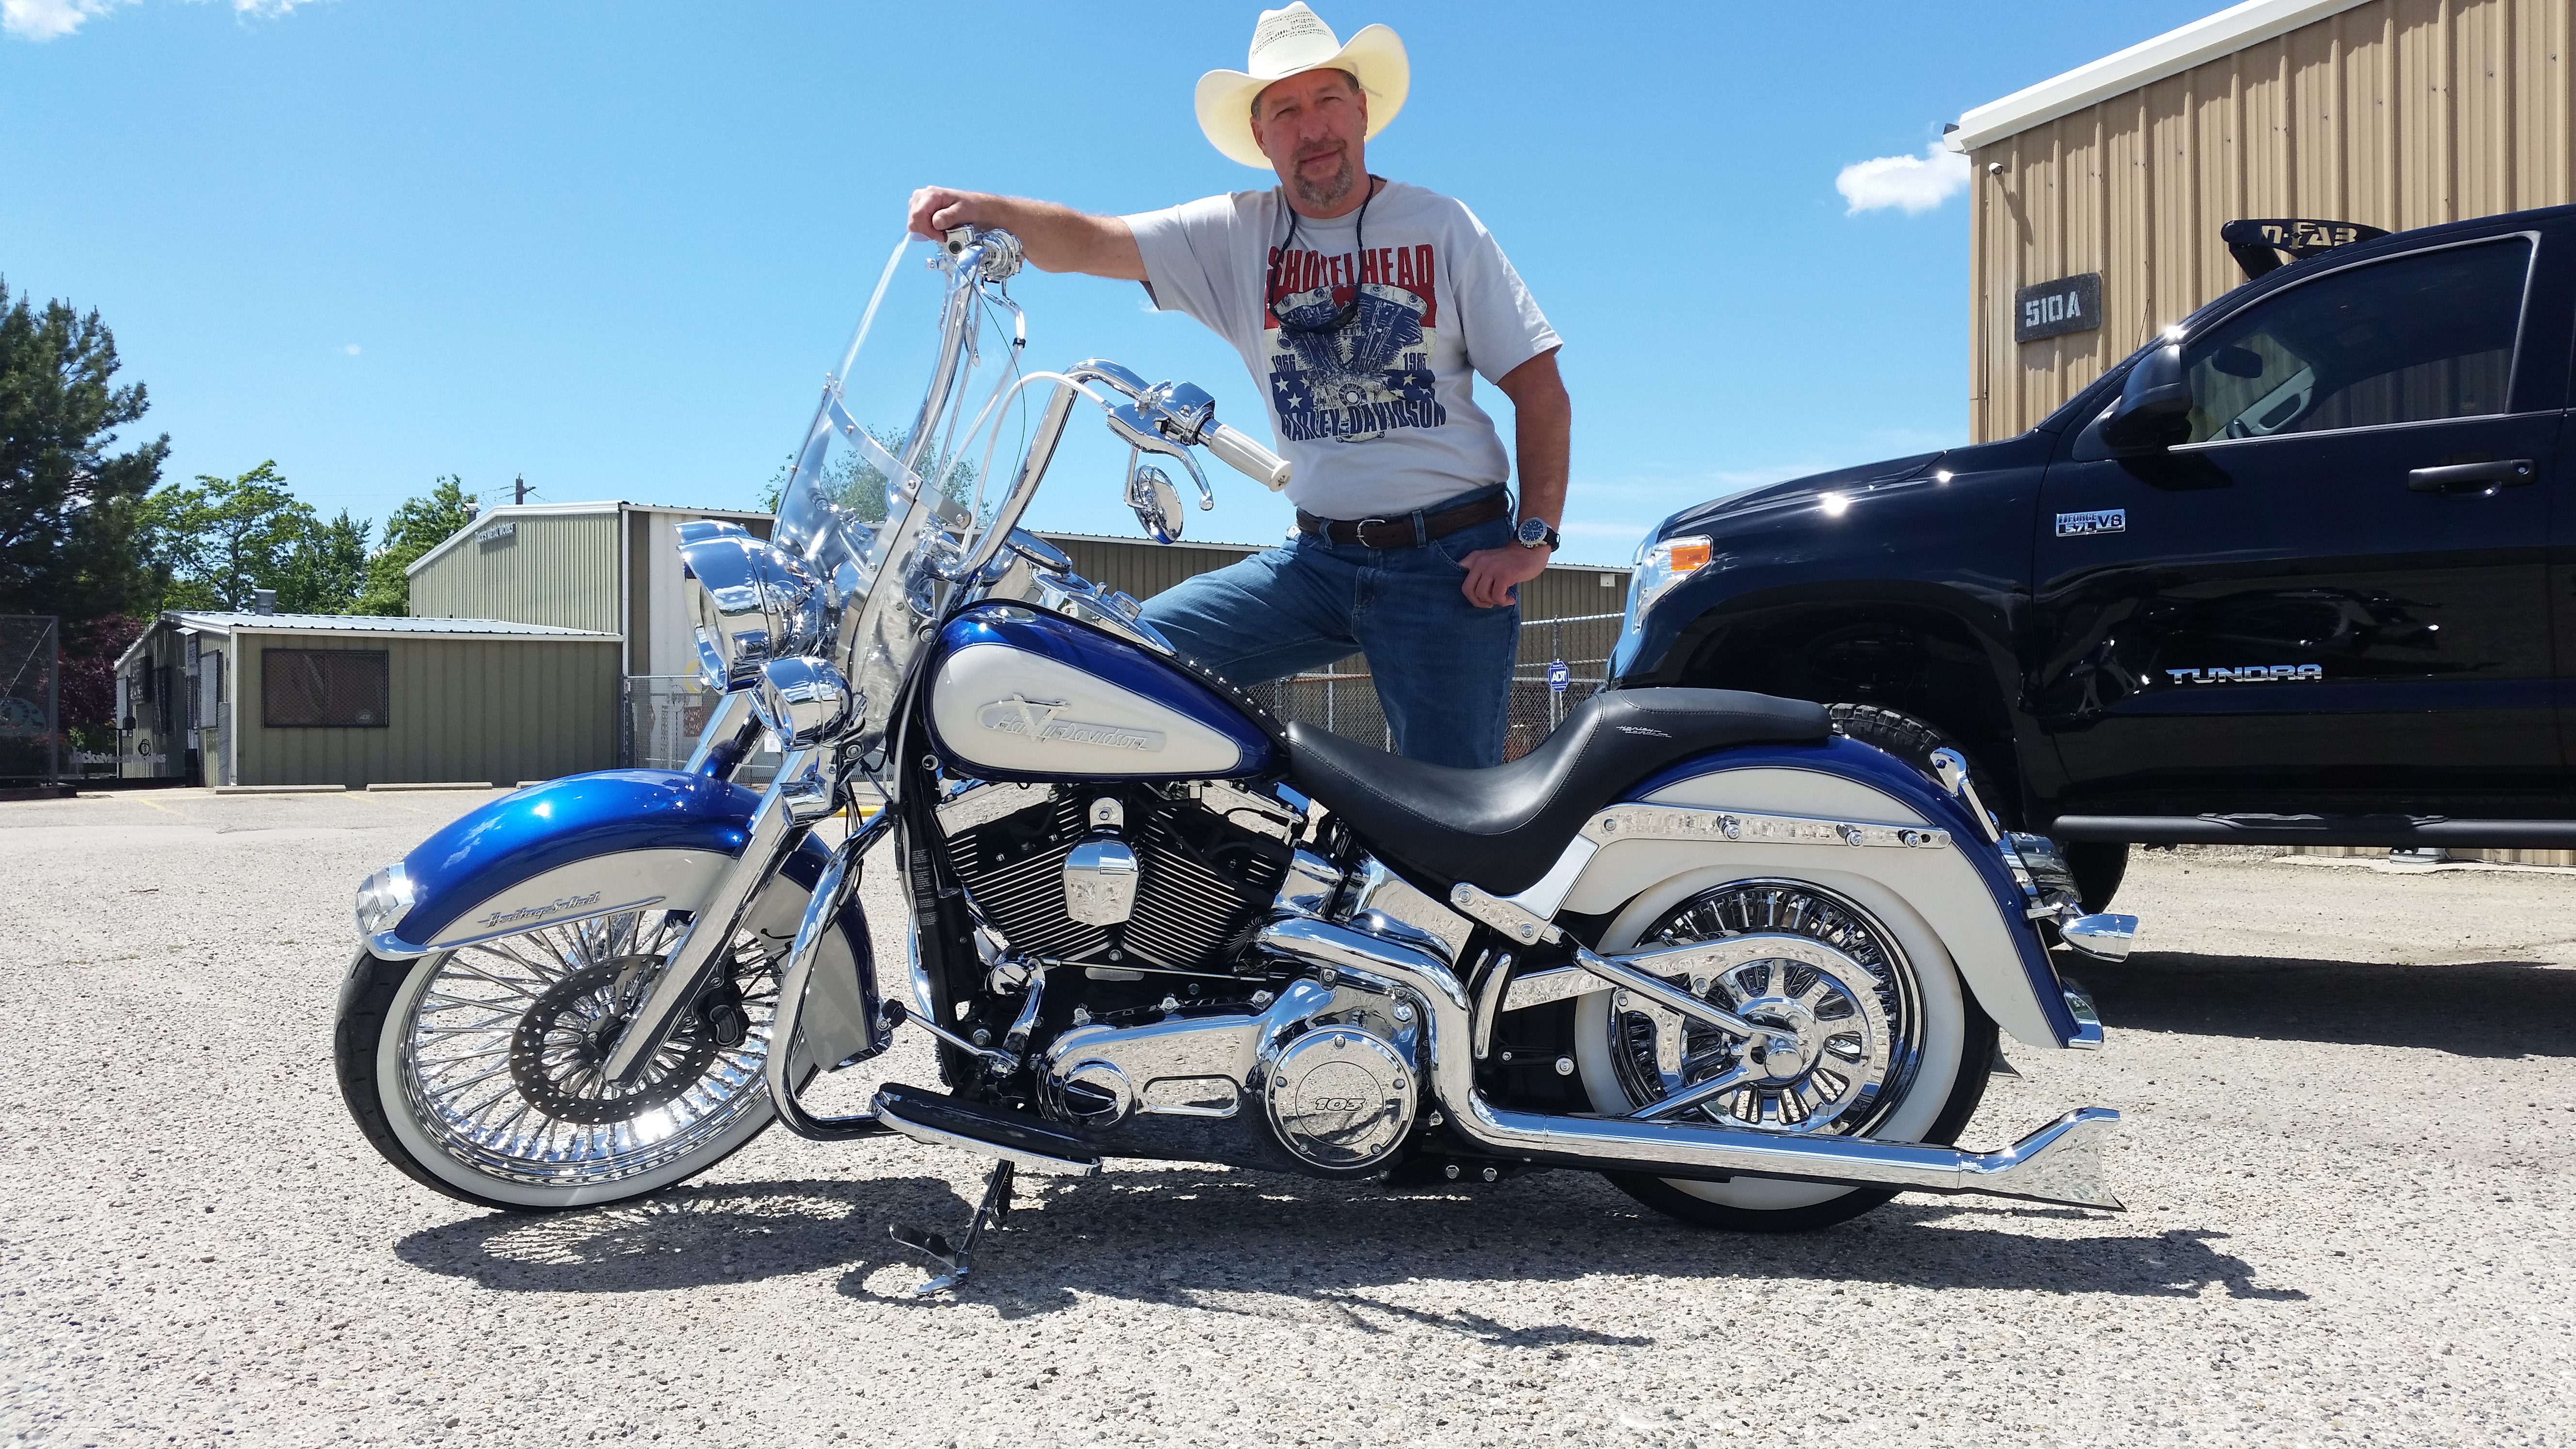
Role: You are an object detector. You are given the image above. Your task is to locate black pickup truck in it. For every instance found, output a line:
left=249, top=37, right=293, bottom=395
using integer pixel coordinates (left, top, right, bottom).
left=1610, top=204, right=2576, bottom=909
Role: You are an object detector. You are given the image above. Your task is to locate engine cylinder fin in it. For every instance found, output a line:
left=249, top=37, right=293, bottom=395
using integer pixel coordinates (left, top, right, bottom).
left=943, top=784, right=1292, bottom=972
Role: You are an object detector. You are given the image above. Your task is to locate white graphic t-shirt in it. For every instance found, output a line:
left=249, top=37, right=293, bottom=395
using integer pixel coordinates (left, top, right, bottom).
left=1124, top=181, right=1560, bottom=521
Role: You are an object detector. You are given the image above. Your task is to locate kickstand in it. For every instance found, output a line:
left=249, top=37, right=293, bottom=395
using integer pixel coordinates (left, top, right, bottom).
left=889, top=1159, right=1016, bottom=1297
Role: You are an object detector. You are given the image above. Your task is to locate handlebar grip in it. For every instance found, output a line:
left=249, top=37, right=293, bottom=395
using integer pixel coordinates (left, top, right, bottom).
left=1203, top=422, right=1292, bottom=492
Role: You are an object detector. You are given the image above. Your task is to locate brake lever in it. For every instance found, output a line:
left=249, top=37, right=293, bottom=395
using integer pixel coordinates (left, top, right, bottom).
left=1107, top=402, right=1214, bottom=507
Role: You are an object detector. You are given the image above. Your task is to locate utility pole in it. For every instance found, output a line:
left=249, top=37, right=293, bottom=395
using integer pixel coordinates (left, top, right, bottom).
left=514, top=474, right=529, bottom=506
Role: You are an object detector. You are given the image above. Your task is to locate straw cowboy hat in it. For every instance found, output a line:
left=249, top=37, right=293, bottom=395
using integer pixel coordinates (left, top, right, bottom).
left=1193, top=3, right=1410, bottom=169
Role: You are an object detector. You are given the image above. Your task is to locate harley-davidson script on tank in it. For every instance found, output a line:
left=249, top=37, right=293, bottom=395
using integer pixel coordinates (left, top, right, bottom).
left=926, top=605, right=1276, bottom=781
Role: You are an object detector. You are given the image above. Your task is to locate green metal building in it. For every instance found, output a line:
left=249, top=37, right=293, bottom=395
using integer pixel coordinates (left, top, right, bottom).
left=115, top=612, right=621, bottom=789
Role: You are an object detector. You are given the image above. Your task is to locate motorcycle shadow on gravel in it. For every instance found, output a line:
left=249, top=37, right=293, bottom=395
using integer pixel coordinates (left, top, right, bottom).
left=2093, top=951, right=2576, bottom=1058
left=393, top=1162, right=2301, bottom=1332
left=923, top=1172, right=2305, bottom=1324
left=389, top=1174, right=965, bottom=1295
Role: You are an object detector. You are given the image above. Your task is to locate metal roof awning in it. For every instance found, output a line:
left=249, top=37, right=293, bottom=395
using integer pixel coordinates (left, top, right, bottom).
left=1947, top=0, right=2374, bottom=154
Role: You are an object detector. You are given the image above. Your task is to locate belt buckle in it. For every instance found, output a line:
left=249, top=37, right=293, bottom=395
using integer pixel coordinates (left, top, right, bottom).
left=1352, top=516, right=1389, bottom=547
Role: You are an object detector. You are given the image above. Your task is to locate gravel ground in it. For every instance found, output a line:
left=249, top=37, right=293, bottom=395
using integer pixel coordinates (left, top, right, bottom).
left=2, top=789, right=2571, bottom=1449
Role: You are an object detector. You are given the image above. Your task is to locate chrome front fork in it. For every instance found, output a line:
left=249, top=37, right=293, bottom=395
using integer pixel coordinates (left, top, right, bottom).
left=765, top=809, right=896, bottom=1140
left=600, top=741, right=834, bottom=1085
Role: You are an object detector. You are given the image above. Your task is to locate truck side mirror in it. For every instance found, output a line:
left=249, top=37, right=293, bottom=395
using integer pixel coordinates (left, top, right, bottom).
left=2098, top=343, right=2192, bottom=453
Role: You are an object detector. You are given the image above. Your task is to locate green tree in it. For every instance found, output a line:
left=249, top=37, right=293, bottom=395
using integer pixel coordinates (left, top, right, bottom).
left=355, top=475, right=476, bottom=615
left=0, top=276, right=168, bottom=621
left=758, top=427, right=979, bottom=521
left=141, top=461, right=316, bottom=612
left=276, top=509, right=371, bottom=613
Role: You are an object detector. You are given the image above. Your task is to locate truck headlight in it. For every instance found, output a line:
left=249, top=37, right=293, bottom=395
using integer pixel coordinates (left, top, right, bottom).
left=1611, top=534, right=1714, bottom=677
left=1628, top=534, right=1713, bottom=617
left=680, top=523, right=823, bottom=692
left=354, top=863, right=414, bottom=941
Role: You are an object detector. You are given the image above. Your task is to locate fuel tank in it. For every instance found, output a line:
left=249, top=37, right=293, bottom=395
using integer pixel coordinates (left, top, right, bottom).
left=926, top=604, right=1276, bottom=781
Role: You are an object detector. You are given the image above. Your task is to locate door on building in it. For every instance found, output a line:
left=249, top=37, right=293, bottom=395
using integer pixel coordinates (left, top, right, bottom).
left=2032, top=228, right=2567, bottom=818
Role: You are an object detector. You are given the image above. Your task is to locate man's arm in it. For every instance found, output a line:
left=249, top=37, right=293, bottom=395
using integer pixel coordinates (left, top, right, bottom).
left=1459, top=349, right=1572, bottom=610
left=907, top=188, right=1145, bottom=280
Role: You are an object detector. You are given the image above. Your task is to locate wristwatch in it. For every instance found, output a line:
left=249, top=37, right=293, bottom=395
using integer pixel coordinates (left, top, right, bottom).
left=1514, top=516, right=1561, bottom=551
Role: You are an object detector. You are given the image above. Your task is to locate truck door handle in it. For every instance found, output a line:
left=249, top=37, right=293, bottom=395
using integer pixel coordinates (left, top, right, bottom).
left=2407, top=458, right=2536, bottom=492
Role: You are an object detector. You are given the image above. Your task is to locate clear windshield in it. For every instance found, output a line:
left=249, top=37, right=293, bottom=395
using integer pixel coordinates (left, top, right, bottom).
left=771, top=233, right=1040, bottom=755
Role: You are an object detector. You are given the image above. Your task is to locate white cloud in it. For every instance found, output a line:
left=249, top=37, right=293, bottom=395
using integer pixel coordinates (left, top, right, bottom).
left=343, top=343, right=361, bottom=355
left=6, top=0, right=322, bottom=39
left=1835, top=142, right=1970, bottom=216
left=3, top=0, right=131, bottom=40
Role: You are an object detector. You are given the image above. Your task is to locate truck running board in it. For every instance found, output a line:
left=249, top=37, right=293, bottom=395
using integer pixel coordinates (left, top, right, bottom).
left=2049, top=813, right=2576, bottom=849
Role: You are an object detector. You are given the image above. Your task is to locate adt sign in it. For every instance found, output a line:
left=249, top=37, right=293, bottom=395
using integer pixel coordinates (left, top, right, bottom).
left=1546, top=660, right=1570, bottom=694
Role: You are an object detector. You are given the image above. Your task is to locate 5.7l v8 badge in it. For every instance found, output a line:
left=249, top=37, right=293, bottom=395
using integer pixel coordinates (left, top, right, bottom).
left=2055, top=509, right=2126, bottom=537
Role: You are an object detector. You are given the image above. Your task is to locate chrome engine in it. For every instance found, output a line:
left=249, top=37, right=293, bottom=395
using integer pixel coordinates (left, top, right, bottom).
left=938, top=778, right=1300, bottom=974
left=940, top=776, right=1439, bottom=1174
left=1037, top=962, right=1423, bottom=1175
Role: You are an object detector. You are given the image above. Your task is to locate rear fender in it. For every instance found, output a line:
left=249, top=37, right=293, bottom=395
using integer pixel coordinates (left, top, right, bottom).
left=1537, top=738, right=2082, bottom=1049
left=367, top=769, right=881, bottom=1072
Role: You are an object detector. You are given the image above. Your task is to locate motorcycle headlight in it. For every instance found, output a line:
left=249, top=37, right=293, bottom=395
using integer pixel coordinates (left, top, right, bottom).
left=354, top=863, right=414, bottom=941
left=681, top=525, right=824, bottom=692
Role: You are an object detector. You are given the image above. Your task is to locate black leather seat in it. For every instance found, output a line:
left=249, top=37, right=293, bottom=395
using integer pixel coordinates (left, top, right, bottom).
left=1285, top=687, right=1831, bottom=897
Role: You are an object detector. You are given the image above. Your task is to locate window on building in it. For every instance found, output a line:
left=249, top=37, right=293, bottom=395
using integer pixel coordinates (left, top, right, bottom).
left=2182, top=238, right=2530, bottom=445
left=263, top=649, right=390, bottom=728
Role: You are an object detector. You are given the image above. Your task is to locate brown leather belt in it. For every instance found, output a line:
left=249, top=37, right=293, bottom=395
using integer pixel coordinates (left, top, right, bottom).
left=1295, top=492, right=1510, bottom=549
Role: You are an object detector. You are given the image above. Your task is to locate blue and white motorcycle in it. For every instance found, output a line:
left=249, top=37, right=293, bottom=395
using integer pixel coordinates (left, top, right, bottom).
left=335, top=227, right=2136, bottom=1292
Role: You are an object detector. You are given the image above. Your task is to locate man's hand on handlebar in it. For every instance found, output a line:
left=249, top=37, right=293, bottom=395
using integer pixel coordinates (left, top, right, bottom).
left=905, top=187, right=1146, bottom=281
left=907, top=186, right=991, bottom=240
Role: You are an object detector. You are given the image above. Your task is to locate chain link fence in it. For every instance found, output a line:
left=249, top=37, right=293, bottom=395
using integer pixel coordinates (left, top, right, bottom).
left=621, top=612, right=1621, bottom=779
left=1248, top=612, right=1625, bottom=761
left=1, top=616, right=61, bottom=785
left=623, top=676, right=779, bottom=784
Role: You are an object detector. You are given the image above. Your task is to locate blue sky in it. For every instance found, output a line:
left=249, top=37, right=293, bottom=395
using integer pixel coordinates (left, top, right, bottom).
left=1, top=0, right=2216, bottom=565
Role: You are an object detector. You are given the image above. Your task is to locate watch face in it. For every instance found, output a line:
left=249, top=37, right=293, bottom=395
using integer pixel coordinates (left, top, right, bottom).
left=1516, top=517, right=1549, bottom=546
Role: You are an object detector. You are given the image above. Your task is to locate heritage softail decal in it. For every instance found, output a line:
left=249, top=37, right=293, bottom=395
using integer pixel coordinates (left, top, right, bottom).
left=475, top=890, right=606, bottom=930
left=2166, top=665, right=2325, bottom=684
left=977, top=694, right=1166, bottom=752
left=2055, top=509, right=2127, bottom=537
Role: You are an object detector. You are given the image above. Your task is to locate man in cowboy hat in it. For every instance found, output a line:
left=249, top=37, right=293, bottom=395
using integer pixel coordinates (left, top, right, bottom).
left=908, top=3, right=1569, bottom=769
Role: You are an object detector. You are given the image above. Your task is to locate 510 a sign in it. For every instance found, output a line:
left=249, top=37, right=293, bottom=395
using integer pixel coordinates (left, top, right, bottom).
left=2014, top=272, right=2102, bottom=344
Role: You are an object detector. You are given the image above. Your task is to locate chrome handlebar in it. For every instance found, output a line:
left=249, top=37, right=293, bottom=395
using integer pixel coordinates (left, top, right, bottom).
left=932, top=228, right=1296, bottom=584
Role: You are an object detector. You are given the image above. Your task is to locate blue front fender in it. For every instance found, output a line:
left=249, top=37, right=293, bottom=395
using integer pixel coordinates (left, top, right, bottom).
left=386, top=770, right=766, bottom=950
left=363, top=768, right=883, bottom=1071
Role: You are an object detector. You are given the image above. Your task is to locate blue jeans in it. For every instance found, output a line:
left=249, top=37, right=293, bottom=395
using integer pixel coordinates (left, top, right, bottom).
left=1140, top=487, right=1520, bottom=768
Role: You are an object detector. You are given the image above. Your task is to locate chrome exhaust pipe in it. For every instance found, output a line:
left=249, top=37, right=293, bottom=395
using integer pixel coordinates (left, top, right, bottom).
left=1256, top=916, right=2124, bottom=1211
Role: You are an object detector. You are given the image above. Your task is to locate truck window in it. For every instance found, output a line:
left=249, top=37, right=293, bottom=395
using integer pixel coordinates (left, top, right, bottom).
left=2181, top=237, right=2529, bottom=445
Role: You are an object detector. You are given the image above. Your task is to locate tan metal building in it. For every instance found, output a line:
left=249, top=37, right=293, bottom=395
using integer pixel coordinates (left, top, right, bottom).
left=114, top=612, right=621, bottom=789
left=1954, top=0, right=2576, bottom=441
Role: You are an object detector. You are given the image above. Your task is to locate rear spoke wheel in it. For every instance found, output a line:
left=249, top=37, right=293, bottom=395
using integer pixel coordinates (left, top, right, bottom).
left=1578, top=876, right=1988, bottom=1232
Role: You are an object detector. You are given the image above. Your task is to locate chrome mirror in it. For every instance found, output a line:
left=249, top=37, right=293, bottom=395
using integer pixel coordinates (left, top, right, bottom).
left=1127, top=460, right=1184, bottom=544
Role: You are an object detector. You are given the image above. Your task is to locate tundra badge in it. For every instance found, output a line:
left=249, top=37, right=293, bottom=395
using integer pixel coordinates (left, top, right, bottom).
left=2055, top=509, right=2126, bottom=537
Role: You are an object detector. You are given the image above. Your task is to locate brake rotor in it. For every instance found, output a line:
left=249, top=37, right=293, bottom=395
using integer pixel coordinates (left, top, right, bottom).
left=507, top=958, right=721, bottom=1126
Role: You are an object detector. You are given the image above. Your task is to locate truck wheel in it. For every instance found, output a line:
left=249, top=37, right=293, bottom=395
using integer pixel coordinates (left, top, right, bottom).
left=1826, top=703, right=1956, bottom=776
left=2061, top=843, right=2128, bottom=914
left=1830, top=702, right=2126, bottom=911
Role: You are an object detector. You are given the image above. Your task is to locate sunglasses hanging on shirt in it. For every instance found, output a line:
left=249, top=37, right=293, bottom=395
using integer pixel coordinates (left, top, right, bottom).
left=1268, top=176, right=1382, bottom=336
